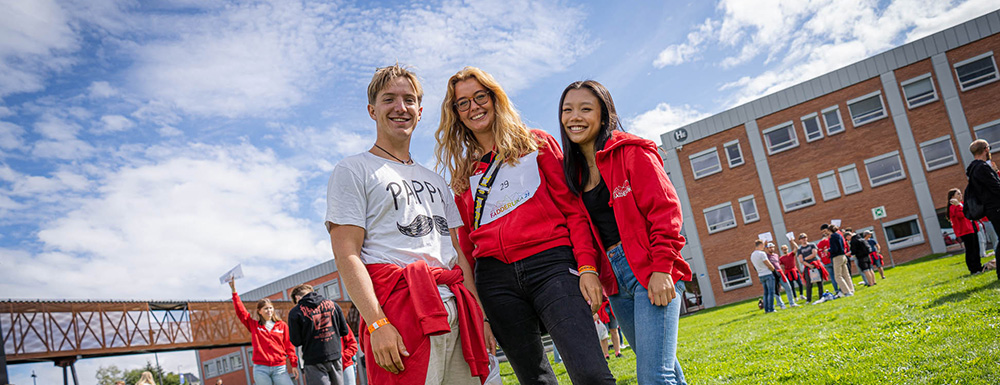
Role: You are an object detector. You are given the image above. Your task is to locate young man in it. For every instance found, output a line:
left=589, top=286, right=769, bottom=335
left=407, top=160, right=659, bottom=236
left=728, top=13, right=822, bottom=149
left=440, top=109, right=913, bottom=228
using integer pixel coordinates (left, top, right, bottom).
left=796, top=233, right=828, bottom=303
left=750, top=239, right=777, bottom=313
left=827, top=224, right=854, bottom=297
left=967, top=139, right=1000, bottom=280
left=325, top=65, right=489, bottom=385
left=864, top=231, right=886, bottom=279
left=817, top=225, right=839, bottom=295
left=288, top=284, right=352, bottom=385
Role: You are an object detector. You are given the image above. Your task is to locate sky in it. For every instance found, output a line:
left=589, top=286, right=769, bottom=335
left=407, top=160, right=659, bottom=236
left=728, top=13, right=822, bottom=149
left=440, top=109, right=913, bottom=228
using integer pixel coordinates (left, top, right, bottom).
left=2, top=0, right=998, bottom=383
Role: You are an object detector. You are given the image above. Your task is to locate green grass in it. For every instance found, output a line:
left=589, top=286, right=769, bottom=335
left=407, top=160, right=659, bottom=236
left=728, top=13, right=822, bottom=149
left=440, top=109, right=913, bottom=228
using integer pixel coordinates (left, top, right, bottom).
left=498, top=253, right=999, bottom=384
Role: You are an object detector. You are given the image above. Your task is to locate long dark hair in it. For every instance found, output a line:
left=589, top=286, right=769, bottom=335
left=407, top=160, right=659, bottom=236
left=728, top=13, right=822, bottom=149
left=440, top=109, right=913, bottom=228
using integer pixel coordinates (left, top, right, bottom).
left=559, top=80, right=621, bottom=195
left=947, top=188, right=961, bottom=206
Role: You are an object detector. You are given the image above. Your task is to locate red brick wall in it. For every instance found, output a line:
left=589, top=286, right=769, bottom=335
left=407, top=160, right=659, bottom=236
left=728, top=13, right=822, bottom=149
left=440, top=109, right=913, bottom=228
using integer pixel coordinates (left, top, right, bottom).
left=947, top=34, right=1000, bottom=132
left=200, top=346, right=250, bottom=385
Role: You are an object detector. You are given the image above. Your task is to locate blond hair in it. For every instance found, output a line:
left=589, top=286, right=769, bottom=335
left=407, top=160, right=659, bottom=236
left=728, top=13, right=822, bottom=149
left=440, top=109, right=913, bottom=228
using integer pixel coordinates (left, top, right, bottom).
left=970, top=139, right=990, bottom=156
left=435, top=67, right=540, bottom=192
left=254, top=298, right=281, bottom=325
left=136, top=371, right=157, bottom=385
left=367, top=64, right=423, bottom=105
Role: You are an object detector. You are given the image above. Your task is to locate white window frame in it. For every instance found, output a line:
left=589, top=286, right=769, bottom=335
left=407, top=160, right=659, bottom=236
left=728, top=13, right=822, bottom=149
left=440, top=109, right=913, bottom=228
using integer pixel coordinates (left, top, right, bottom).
left=777, top=178, right=816, bottom=212
left=689, top=147, right=723, bottom=179
left=321, top=278, right=341, bottom=300
left=881, top=214, right=925, bottom=250
left=738, top=195, right=760, bottom=224
left=954, top=51, right=999, bottom=91
left=723, top=140, right=745, bottom=168
left=846, top=91, right=887, bottom=127
left=762, top=121, right=799, bottom=155
left=800, top=112, right=824, bottom=142
left=718, top=260, right=753, bottom=291
left=838, top=164, right=863, bottom=194
left=817, top=170, right=841, bottom=201
left=864, top=151, right=907, bottom=187
left=900, top=73, right=939, bottom=109
left=821, top=105, right=845, bottom=135
left=973, top=118, right=1000, bottom=153
left=703, top=202, right=737, bottom=234
left=919, top=135, right=958, bottom=171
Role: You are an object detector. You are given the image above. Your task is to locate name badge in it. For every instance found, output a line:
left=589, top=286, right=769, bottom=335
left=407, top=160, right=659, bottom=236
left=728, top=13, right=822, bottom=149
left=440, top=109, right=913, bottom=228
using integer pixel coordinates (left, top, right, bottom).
left=470, top=151, right=541, bottom=227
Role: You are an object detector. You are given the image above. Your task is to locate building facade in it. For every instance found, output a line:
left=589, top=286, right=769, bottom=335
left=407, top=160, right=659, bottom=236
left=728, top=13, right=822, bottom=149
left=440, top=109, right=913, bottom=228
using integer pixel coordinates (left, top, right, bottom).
left=660, top=10, right=1000, bottom=308
left=195, top=260, right=352, bottom=385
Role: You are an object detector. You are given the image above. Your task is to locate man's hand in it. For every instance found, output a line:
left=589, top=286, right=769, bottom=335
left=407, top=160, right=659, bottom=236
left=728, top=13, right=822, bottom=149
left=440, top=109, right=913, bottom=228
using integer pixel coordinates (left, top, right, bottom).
left=371, top=323, right=409, bottom=374
left=288, top=366, right=299, bottom=380
left=484, top=321, right=497, bottom=356
left=647, top=272, right=676, bottom=306
left=579, top=273, right=603, bottom=313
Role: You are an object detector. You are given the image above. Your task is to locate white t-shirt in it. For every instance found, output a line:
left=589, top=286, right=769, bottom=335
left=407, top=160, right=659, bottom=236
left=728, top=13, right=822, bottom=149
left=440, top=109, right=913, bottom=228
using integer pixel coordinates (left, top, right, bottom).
left=325, top=152, right=464, bottom=297
left=750, top=250, right=772, bottom=277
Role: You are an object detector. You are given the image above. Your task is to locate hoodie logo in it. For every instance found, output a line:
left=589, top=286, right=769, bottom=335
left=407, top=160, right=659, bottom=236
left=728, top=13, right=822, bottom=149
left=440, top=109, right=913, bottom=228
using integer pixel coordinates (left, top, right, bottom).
left=613, top=180, right=632, bottom=199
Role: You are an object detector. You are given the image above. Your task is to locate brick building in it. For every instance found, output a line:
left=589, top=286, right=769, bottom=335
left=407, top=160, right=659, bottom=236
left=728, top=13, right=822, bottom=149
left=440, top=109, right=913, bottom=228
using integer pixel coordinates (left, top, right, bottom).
left=195, top=260, right=352, bottom=385
left=659, top=10, right=1000, bottom=308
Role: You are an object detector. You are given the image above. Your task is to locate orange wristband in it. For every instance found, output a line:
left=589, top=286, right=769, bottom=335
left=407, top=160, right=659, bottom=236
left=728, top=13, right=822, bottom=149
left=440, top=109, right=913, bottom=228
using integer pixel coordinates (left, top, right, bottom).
left=578, top=265, right=598, bottom=275
left=367, top=318, right=390, bottom=333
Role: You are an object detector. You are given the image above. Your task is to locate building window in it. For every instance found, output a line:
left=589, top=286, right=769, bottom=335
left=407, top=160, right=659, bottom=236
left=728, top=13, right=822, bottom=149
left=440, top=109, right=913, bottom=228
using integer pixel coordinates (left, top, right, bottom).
left=864, top=151, right=906, bottom=187
left=322, top=279, right=341, bottom=300
left=204, top=364, right=214, bottom=378
left=801, top=113, right=824, bottom=142
left=703, top=202, right=737, bottom=234
left=778, top=178, right=815, bottom=212
left=901, top=73, right=938, bottom=109
left=689, top=148, right=722, bottom=179
left=718, top=260, right=753, bottom=291
left=919, top=136, right=957, bottom=171
left=822, top=106, right=845, bottom=135
left=738, top=195, right=759, bottom=224
left=724, top=140, right=744, bottom=168
left=954, top=51, right=998, bottom=91
left=817, top=171, right=840, bottom=201
left=847, top=91, right=887, bottom=127
left=974, top=119, right=1000, bottom=152
left=838, top=165, right=863, bottom=194
left=882, top=215, right=924, bottom=250
left=762, top=121, right=799, bottom=155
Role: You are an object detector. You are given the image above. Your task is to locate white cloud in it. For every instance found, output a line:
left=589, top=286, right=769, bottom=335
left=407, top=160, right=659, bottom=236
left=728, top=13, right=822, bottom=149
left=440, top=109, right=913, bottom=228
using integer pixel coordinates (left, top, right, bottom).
left=654, top=18, right=716, bottom=67
left=96, top=114, right=134, bottom=133
left=0, top=0, right=79, bottom=96
left=158, top=125, right=183, bottom=137
left=87, top=80, right=118, bottom=98
left=0, top=121, right=25, bottom=150
left=628, top=103, right=711, bottom=145
left=30, top=113, right=95, bottom=159
left=0, top=142, right=329, bottom=300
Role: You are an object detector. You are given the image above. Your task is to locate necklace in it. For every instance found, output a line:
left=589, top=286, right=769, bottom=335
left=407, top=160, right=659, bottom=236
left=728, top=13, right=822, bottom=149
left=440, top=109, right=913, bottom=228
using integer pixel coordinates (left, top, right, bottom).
left=373, top=144, right=413, bottom=164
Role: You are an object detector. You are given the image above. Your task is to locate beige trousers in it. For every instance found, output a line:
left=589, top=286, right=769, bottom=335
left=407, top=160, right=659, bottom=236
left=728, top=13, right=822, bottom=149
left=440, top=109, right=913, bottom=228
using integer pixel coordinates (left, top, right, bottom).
left=425, top=298, right=480, bottom=385
left=832, top=255, right=855, bottom=295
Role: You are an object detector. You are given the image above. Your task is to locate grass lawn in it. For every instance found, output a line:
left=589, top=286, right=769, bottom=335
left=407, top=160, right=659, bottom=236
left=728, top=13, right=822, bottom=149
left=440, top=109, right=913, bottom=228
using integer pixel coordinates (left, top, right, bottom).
left=498, top=252, right=999, bottom=384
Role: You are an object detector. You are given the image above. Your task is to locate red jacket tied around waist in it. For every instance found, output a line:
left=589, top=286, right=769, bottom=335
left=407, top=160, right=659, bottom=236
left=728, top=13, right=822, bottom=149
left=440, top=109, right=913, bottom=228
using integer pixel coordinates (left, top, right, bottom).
left=361, top=261, right=489, bottom=384
left=586, top=131, right=692, bottom=294
left=232, top=293, right=298, bottom=367
left=455, top=130, right=599, bottom=270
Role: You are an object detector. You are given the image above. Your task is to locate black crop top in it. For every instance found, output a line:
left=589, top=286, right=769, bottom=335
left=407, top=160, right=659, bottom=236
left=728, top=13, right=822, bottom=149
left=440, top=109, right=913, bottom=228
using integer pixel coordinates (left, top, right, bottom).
left=581, top=179, right=622, bottom=249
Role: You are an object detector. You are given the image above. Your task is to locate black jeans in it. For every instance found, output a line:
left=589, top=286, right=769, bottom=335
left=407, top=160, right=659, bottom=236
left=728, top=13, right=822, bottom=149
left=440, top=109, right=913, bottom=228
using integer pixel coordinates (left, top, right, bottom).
left=804, top=268, right=824, bottom=303
left=961, top=232, right=982, bottom=274
left=475, top=246, right=615, bottom=385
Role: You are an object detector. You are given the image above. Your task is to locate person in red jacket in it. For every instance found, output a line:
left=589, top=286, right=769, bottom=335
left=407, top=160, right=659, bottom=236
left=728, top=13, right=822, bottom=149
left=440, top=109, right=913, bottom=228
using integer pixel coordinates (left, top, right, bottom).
left=948, top=188, right=983, bottom=274
left=558, top=80, right=691, bottom=385
left=435, top=67, right=615, bottom=385
left=779, top=244, right=805, bottom=301
left=229, top=281, right=299, bottom=385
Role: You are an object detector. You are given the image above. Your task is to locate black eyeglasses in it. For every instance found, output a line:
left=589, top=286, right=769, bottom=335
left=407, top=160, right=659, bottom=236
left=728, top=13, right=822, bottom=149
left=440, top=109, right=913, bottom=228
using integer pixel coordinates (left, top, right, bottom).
left=455, top=91, right=492, bottom=112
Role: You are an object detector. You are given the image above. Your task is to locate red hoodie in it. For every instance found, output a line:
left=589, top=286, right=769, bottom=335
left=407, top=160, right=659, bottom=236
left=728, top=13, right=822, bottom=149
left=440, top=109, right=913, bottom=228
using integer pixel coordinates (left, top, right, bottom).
left=341, top=328, right=357, bottom=368
left=585, top=131, right=692, bottom=295
left=455, top=129, right=599, bottom=270
left=232, top=293, right=299, bottom=368
left=949, top=204, right=977, bottom=237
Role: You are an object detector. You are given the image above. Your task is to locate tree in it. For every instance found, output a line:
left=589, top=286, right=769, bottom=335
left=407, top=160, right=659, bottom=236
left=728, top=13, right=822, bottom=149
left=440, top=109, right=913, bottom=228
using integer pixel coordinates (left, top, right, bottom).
left=95, top=361, right=180, bottom=385
left=95, top=365, right=124, bottom=385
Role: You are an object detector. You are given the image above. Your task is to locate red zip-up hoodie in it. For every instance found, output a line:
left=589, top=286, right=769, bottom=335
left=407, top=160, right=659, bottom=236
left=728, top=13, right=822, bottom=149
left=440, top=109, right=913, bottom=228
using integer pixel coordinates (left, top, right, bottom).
left=232, top=293, right=299, bottom=367
left=455, top=129, right=599, bottom=270
left=585, top=131, right=691, bottom=295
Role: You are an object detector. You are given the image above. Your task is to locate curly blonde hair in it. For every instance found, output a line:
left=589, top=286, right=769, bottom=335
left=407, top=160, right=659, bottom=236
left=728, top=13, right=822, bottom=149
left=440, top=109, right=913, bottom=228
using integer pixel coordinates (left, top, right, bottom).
left=435, top=67, right=540, bottom=193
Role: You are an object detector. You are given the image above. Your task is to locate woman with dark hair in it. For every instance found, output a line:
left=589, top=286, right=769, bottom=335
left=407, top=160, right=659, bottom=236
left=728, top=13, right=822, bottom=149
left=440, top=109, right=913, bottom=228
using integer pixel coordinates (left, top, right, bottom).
left=436, top=67, right=615, bottom=385
left=949, top=188, right=983, bottom=274
left=229, top=281, right=299, bottom=385
left=559, top=80, right=691, bottom=384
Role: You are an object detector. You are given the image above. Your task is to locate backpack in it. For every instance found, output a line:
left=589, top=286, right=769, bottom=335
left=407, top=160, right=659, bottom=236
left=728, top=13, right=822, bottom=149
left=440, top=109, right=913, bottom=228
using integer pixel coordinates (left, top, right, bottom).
left=964, top=166, right=986, bottom=220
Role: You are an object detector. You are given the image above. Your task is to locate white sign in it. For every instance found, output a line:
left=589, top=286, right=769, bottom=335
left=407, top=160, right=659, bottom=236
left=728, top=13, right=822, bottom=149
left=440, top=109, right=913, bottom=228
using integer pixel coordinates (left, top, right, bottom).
left=220, top=264, right=244, bottom=284
left=831, top=219, right=842, bottom=227
left=469, top=152, right=541, bottom=227
left=758, top=232, right=773, bottom=242
left=872, top=206, right=887, bottom=220
left=786, top=232, right=796, bottom=242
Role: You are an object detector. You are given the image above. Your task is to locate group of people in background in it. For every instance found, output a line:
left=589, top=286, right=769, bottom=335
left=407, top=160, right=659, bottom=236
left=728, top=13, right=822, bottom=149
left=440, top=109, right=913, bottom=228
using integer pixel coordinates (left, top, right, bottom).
left=950, top=138, right=1000, bottom=279
left=751, top=223, right=887, bottom=312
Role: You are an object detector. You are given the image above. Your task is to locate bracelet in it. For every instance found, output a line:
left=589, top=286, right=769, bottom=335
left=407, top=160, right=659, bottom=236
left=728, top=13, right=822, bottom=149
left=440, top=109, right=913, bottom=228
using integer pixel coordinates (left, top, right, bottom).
left=367, top=318, right=390, bottom=333
left=578, top=265, right=598, bottom=275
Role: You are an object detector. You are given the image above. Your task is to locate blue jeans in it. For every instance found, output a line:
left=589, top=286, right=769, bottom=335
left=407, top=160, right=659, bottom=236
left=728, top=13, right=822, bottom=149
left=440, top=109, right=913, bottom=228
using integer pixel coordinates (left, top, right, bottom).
left=823, top=263, right=839, bottom=293
left=759, top=274, right=776, bottom=313
left=343, top=364, right=355, bottom=385
left=253, top=364, right=294, bottom=385
left=776, top=273, right=796, bottom=305
left=606, top=245, right=686, bottom=385
left=475, top=246, right=615, bottom=385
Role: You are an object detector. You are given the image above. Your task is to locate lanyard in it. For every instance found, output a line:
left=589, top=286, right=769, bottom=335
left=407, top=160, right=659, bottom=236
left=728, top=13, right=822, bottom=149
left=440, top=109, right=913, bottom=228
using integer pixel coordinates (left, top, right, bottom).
left=473, top=154, right=503, bottom=230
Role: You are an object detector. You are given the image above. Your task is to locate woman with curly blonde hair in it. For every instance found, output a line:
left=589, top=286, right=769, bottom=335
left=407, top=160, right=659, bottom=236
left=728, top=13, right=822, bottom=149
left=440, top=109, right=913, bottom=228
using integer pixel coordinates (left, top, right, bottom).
left=435, top=67, right=614, bottom=385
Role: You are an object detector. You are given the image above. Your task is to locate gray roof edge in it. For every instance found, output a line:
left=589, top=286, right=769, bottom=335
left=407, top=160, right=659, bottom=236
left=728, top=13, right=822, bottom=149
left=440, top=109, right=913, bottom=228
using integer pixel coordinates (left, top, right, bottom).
left=243, top=259, right=339, bottom=301
left=664, top=9, right=999, bottom=148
